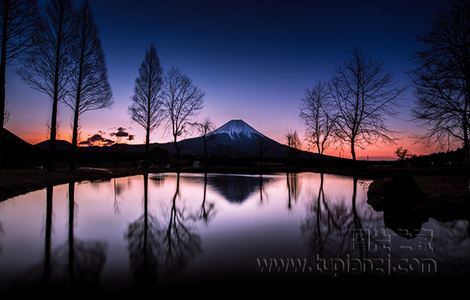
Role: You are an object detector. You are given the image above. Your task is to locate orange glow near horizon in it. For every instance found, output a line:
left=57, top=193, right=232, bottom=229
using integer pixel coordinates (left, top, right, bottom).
left=8, top=125, right=441, bottom=161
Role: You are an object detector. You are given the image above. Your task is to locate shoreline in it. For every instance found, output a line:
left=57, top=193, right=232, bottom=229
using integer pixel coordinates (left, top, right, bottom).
left=1, top=166, right=469, bottom=202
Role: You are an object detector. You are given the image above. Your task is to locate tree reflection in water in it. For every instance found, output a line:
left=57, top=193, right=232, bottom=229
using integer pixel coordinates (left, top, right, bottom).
left=301, top=175, right=380, bottom=260
left=160, top=173, right=202, bottom=275
left=199, top=173, right=215, bottom=224
left=125, top=173, right=203, bottom=286
left=286, top=173, right=300, bottom=210
left=125, top=174, right=160, bottom=287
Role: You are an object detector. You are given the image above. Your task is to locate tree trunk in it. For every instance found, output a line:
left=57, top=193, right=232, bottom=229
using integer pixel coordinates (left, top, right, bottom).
left=70, top=16, right=86, bottom=172
left=0, top=0, right=9, bottom=171
left=350, top=141, right=357, bottom=161
left=203, top=135, right=207, bottom=159
left=144, top=127, right=150, bottom=169
left=49, top=14, right=63, bottom=172
left=70, top=105, right=79, bottom=172
left=173, top=137, right=180, bottom=170
left=48, top=94, right=58, bottom=172
left=463, top=122, right=470, bottom=166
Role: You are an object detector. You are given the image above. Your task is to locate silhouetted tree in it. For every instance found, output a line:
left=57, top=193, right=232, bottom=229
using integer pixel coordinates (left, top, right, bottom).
left=192, top=118, right=215, bottom=160
left=129, top=45, right=163, bottom=170
left=0, top=0, right=39, bottom=133
left=412, top=0, right=470, bottom=165
left=161, top=67, right=204, bottom=169
left=330, top=50, right=404, bottom=161
left=395, top=146, right=414, bottom=161
left=286, top=130, right=301, bottom=149
left=64, top=1, right=112, bottom=171
left=19, top=0, right=75, bottom=171
left=300, top=80, right=337, bottom=154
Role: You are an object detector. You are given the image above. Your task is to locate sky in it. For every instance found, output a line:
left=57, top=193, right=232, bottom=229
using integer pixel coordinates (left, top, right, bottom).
left=5, top=0, right=451, bottom=159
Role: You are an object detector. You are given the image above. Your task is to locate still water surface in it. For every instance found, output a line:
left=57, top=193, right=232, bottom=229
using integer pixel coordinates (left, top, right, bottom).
left=0, top=173, right=469, bottom=291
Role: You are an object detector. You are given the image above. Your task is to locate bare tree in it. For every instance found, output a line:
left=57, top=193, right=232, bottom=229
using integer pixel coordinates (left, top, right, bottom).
left=0, top=0, right=39, bottom=131
left=286, top=130, right=301, bottom=149
left=161, top=67, right=204, bottom=169
left=330, top=49, right=404, bottom=161
left=128, top=44, right=163, bottom=169
left=19, top=0, right=75, bottom=171
left=412, top=0, right=470, bottom=165
left=64, top=1, right=112, bottom=171
left=192, top=118, right=215, bottom=159
left=395, top=146, right=414, bottom=161
left=300, top=80, right=337, bottom=154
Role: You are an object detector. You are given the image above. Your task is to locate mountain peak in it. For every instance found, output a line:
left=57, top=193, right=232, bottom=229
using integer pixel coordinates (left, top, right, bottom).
left=210, top=119, right=265, bottom=140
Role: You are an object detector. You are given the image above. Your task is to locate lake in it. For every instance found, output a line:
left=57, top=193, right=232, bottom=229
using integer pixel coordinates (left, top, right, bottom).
left=0, top=172, right=469, bottom=292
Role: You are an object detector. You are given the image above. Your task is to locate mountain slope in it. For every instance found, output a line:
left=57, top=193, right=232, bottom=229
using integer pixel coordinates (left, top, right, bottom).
left=160, top=119, right=315, bottom=159
left=1, top=128, right=37, bottom=167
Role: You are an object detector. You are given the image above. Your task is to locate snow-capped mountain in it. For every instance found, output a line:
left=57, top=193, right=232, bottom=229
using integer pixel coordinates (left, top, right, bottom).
left=160, top=119, right=307, bottom=158
left=208, top=119, right=266, bottom=140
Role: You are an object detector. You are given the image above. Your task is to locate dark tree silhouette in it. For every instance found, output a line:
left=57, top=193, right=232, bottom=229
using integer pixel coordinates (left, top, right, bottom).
left=412, top=1, right=470, bottom=165
left=192, top=118, right=215, bottom=160
left=64, top=1, right=112, bottom=171
left=300, top=80, right=337, bottom=154
left=161, top=67, right=204, bottom=169
left=0, top=0, right=39, bottom=133
left=125, top=173, right=160, bottom=286
left=330, top=49, right=404, bottom=161
left=129, top=45, right=163, bottom=170
left=286, top=130, right=301, bottom=149
left=395, top=146, right=413, bottom=161
left=19, top=0, right=75, bottom=171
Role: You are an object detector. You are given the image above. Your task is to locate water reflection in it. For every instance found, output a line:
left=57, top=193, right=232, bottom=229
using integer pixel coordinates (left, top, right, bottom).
left=161, top=173, right=202, bottom=275
left=199, top=173, right=216, bottom=224
left=59, top=183, right=108, bottom=287
left=125, top=174, right=160, bottom=287
left=208, top=174, right=275, bottom=203
left=0, top=172, right=469, bottom=291
left=301, top=175, right=387, bottom=262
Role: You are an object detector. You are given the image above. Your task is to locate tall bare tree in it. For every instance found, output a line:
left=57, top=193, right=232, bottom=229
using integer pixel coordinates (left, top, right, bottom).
left=300, top=80, right=337, bottom=154
left=161, top=67, right=204, bottom=169
left=128, top=44, right=163, bottom=169
left=192, top=118, right=215, bottom=159
left=330, top=50, right=404, bottom=161
left=412, top=0, right=470, bottom=165
left=0, top=0, right=39, bottom=130
left=64, top=1, right=112, bottom=171
left=19, top=0, right=75, bottom=171
left=0, top=0, right=39, bottom=171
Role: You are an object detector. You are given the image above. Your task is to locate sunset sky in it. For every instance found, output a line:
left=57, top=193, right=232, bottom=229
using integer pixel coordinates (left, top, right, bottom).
left=5, top=0, right=450, bottom=160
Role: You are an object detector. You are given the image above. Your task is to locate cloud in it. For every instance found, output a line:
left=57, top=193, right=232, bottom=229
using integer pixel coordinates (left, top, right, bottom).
left=80, top=133, right=115, bottom=147
left=110, top=127, right=134, bottom=143
left=110, top=127, right=129, bottom=138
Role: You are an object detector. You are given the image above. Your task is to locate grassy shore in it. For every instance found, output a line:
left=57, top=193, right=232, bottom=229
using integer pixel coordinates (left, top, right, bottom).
left=0, top=168, right=144, bottom=201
